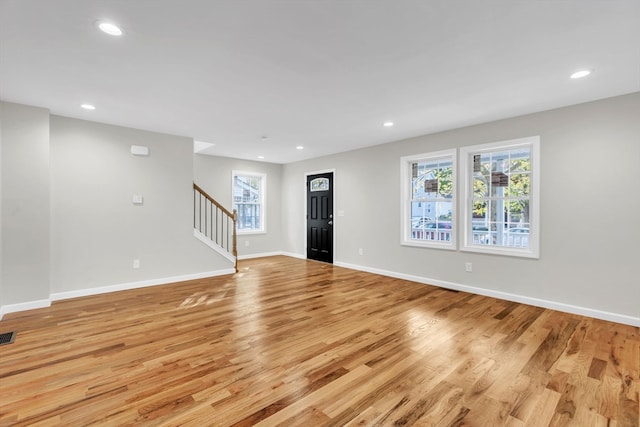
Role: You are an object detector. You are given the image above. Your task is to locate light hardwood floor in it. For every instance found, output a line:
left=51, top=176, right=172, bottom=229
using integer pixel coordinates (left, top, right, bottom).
left=0, top=256, right=638, bottom=426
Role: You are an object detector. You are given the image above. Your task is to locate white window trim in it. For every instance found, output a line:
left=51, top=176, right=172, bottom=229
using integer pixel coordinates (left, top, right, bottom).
left=460, top=136, right=540, bottom=258
left=232, top=170, right=267, bottom=235
left=400, top=149, right=456, bottom=250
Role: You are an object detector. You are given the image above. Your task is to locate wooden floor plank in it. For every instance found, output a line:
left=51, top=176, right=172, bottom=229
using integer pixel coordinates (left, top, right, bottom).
left=1, top=256, right=638, bottom=426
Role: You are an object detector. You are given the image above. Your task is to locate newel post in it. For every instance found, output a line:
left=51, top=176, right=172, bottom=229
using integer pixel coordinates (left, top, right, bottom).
left=232, top=209, right=238, bottom=272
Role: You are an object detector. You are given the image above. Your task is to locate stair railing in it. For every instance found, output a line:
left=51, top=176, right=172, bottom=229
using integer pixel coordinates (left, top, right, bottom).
left=193, top=183, right=238, bottom=272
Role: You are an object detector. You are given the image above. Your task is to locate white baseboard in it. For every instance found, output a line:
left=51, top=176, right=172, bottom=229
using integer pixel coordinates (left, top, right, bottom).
left=334, top=261, right=640, bottom=327
left=0, top=269, right=235, bottom=320
left=50, top=269, right=236, bottom=301
left=0, top=298, right=52, bottom=320
left=237, top=251, right=305, bottom=261
left=279, top=251, right=306, bottom=260
left=238, top=251, right=286, bottom=260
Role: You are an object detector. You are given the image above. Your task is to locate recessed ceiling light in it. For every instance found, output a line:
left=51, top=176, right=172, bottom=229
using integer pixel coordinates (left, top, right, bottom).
left=296, top=146, right=304, bottom=150
left=81, top=104, right=96, bottom=110
left=570, top=70, right=591, bottom=79
left=258, top=156, right=265, bottom=159
left=98, top=22, right=123, bottom=36
left=383, top=121, right=394, bottom=127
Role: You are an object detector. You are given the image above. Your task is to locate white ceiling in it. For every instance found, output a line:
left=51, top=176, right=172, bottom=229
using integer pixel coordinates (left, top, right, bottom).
left=1, top=1, right=639, bottom=164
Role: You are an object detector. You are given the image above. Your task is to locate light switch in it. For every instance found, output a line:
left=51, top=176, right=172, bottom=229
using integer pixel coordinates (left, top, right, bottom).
left=132, top=194, right=144, bottom=205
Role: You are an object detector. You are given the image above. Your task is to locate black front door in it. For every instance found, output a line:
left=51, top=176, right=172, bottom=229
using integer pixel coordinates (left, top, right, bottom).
left=306, top=172, right=333, bottom=263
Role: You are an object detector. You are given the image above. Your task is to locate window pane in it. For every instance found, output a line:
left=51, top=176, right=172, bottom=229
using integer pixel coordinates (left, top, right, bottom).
left=507, top=200, right=529, bottom=226
left=481, top=153, right=492, bottom=173
left=473, top=174, right=488, bottom=198
left=402, top=150, right=456, bottom=249
left=472, top=200, right=486, bottom=220
left=489, top=200, right=501, bottom=223
left=462, top=137, right=538, bottom=257
left=411, top=163, right=423, bottom=196
left=507, top=174, right=530, bottom=197
left=435, top=201, right=453, bottom=222
left=411, top=158, right=453, bottom=201
left=490, top=174, right=508, bottom=197
left=437, top=163, right=453, bottom=198
left=237, top=203, right=261, bottom=230
left=509, top=147, right=531, bottom=172
left=505, top=225, right=529, bottom=248
left=233, top=172, right=265, bottom=232
left=411, top=201, right=433, bottom=222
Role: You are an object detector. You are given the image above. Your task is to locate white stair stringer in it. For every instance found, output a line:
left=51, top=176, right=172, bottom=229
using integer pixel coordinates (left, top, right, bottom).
left=193, top=229, right=236, bottom=264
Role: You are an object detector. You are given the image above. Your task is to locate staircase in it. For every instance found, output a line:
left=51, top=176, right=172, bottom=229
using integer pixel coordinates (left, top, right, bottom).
left=193, top=183, right=238, bottom=272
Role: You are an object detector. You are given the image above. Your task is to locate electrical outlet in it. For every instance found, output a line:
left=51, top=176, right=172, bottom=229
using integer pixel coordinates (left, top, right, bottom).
left=245, top=240, right=250, bottom=247
left=465, top=262, right=472, bottom=272
left=358, top=248, right=363, bottom=255
left=133, top=259, right=140, bottom=269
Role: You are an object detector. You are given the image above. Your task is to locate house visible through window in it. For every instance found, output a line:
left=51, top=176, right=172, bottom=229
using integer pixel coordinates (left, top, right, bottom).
left=401, top=149, right=456, bottom=249
left=461, top=136, right=540, bottom=258
left=232, top=171, right=266, bottom=233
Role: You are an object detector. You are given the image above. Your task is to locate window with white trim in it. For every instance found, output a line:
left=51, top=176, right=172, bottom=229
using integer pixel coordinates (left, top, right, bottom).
left=401, top=150, right=456, bottom=249
left=460, top=136, right=540, bottom=258
left=232, top=171, right=266, bottom=234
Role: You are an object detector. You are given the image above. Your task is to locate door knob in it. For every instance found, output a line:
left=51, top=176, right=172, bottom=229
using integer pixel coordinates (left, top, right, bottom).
left=328, top=221, right=333, bottom=225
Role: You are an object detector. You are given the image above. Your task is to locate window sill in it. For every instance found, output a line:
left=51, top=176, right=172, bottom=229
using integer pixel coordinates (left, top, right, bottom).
left=237, top=230, right=267, bottom=236
left=461, top=244, right=539, bottom=259
left=401, top=240, right=456, bottom=251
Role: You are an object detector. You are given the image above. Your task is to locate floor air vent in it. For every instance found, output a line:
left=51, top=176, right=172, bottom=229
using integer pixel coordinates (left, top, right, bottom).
left=0, top=331, right=16, bottom=346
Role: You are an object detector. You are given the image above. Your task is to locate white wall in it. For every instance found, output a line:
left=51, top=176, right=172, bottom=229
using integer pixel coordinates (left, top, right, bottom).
left=281, top=93, right=640, bottom=324
left=2, top=94, right=638, bottom=325
left=194, top=154, right=283, bottom=258
left=49, top=116, right=233, bottom=295
left=0, top=102, right=50, bottom=309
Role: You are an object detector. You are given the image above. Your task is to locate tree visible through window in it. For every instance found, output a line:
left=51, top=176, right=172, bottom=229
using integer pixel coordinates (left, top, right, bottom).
left=232, top=171, right=266, bottom=233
